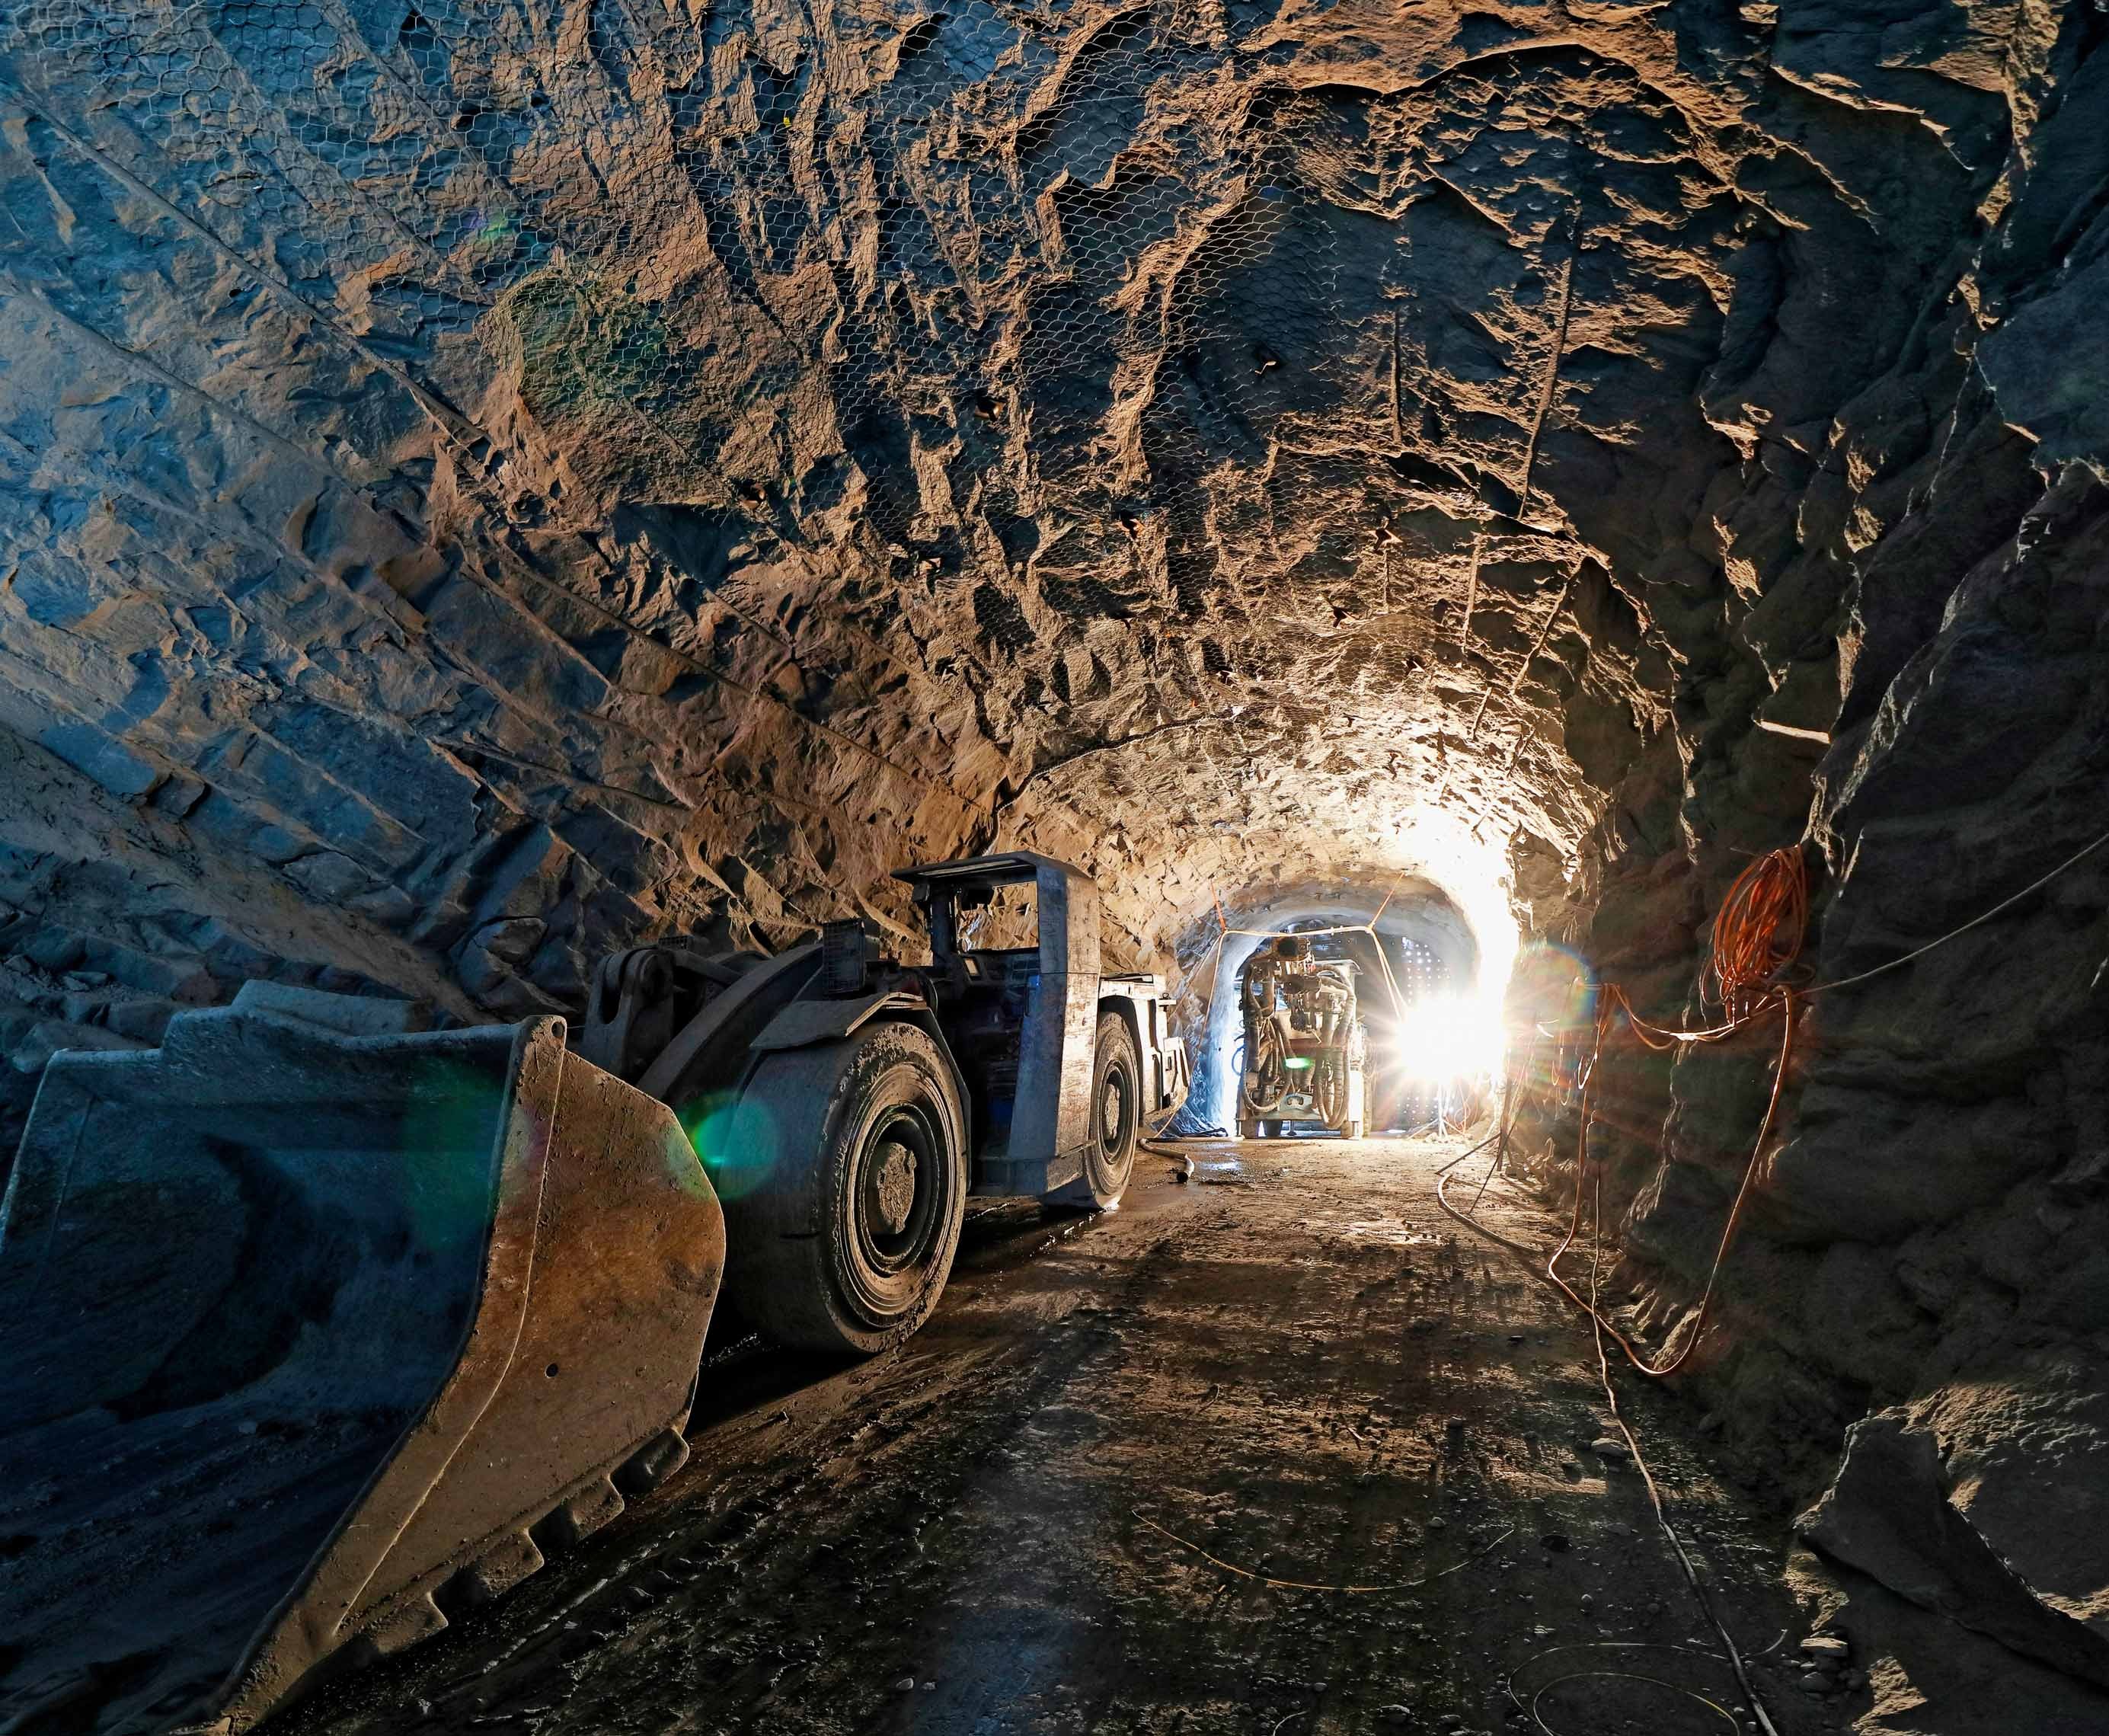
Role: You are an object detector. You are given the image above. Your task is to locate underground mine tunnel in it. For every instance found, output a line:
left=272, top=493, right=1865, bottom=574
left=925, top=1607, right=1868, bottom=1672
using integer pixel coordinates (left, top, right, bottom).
left=2, top=0, right=2109, bottom=1729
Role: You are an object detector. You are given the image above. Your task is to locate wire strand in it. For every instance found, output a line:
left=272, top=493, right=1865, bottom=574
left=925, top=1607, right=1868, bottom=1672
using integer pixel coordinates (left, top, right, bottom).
left=1584, top=1199, right=1782, bottom=1736
left=1430, top=1120, right=1780, bottom=1736
left=1132, top=1509, right=1514, bottom=1594
left=1545, top=989, right=1796, bottom=1380
left=1804, top=821, right=2109, bottom=997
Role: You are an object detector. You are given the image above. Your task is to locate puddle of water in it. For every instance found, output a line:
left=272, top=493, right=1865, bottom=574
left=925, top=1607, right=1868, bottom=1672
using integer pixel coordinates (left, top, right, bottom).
left=1297, top=1215, right=1442, bottom=1247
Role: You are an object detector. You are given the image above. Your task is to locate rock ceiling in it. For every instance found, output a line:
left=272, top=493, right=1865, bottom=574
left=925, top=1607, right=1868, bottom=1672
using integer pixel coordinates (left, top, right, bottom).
left=0, top=0, right=2094, bottom=1005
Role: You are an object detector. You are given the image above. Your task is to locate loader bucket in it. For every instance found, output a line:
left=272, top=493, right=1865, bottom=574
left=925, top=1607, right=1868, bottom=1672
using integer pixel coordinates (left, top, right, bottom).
left=0, top=986, right=723, bottom=1736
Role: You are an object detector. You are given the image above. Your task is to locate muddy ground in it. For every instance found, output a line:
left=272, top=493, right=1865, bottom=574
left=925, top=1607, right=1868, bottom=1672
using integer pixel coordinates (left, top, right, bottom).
left=280, top=1138, right=1865, bottom=1736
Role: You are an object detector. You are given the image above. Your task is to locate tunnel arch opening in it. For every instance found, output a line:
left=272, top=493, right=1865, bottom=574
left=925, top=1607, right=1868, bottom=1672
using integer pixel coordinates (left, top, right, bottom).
left=1161, top=852, right=1518, bottom=1138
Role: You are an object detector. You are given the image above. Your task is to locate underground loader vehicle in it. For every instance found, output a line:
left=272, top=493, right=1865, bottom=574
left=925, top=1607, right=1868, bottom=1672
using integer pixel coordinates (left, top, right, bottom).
left=0, top=852, right=1185, bottom=1736
left=582, top=849, right=1190, bottom=1349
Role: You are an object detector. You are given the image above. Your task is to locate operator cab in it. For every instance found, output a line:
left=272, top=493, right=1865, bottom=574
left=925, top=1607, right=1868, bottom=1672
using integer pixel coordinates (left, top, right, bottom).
left=896, top=853, right=1074, bottom=1169
left=893, top=852, right=1184, bottom=1201
left=928, top=872, right=1041, bottom=989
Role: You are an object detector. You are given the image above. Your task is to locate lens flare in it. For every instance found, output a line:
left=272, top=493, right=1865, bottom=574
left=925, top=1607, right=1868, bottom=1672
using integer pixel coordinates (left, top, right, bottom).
left=682, top=1092, right=781, bottom=1201
left=1393, top=993, right=1507, bottom=1084
left=1507, top=939, right=1599, bottom=1036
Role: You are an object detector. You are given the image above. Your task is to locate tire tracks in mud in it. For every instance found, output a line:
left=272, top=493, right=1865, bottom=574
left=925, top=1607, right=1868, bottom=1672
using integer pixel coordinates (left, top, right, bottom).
left=284, top=1147, right=1832, bottom=1736
left=283, top=1204, right=1225, bottom=1736
left=1096, top=1184, right=1528, bottom=1735
left=1056, top=1148, right=1809, bottom=1736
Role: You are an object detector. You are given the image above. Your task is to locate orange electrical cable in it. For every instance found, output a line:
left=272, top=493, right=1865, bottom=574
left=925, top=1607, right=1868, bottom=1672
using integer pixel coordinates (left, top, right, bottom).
left=1704, top=849, right=1807, bottom=1015
left=1531, top=846, right=1809, bottom=1377
left=1606, top=985, right=1747, bottom=1049
left=1545, top=987, right=1795, bottom=1377
left=1457, top=823, right=2109, bottom=1389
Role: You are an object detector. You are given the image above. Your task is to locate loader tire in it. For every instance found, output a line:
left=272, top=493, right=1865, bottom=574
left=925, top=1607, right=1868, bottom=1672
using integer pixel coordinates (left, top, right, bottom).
left=1047, top=1012, right=1140, bottom=1210
left=723, top=1021, right=966, bottom=1356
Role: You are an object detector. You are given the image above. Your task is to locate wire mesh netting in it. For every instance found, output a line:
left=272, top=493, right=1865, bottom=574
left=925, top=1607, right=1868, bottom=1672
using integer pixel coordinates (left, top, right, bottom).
left=0, top=0, right=1651, bottom=915
left=5, top=0, right=1350, bottom=581
left=0, top=0, right=1607, bottom=643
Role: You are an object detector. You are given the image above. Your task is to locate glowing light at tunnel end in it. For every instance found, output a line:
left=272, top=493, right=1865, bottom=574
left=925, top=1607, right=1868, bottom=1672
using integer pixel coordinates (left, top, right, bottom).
left=1172, top=802, right=1532, bottom=1127
left=1386, top=805, right=1522, bottom=1085
left=1392, top=991, right=1509, bottom=1085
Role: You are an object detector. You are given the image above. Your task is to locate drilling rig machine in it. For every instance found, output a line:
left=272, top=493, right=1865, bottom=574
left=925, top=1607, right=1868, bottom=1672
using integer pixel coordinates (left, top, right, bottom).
left=1235, top=932, right=1368, bottom=1140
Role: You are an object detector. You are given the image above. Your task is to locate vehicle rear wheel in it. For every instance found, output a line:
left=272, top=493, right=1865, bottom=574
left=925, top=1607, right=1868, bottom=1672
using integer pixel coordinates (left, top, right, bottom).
left=1047, top=1012, right=1140, bottom=1210
left=720, top=1021, right=967, bottom=1355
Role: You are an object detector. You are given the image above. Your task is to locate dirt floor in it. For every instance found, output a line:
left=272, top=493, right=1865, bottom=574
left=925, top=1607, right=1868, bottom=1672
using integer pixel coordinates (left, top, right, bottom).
left=280, top=1137, right=1856, bottom=1736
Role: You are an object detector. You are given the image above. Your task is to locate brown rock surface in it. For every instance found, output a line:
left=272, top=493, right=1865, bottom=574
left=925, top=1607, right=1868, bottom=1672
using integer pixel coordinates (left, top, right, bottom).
left=4, top=0, right=2109, bottom=1715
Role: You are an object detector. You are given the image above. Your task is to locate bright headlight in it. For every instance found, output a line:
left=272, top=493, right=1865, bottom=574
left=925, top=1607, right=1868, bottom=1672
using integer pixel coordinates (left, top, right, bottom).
left=1393, top=994, right=1504, bottom=1083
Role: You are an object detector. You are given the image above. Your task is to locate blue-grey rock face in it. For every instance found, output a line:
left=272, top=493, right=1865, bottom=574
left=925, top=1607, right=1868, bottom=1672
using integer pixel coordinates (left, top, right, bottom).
left=3, top=0, right=2109, bottom=1686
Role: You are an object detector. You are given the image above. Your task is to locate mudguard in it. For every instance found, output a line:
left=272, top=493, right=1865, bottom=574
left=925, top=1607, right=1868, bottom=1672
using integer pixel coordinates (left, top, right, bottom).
left=748, top=989, right=928, bottom=1053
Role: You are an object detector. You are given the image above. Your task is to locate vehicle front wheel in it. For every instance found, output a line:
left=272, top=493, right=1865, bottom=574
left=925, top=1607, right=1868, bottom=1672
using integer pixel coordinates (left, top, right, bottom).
left=720, top=1020, right=967, bottom=1355
left=1046, top=1011, right=1140, bottom=1210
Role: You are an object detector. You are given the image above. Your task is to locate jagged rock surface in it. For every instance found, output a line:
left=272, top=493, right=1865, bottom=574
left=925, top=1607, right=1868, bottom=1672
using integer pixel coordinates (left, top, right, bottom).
left=3, top=0, right=2109, bottom=1709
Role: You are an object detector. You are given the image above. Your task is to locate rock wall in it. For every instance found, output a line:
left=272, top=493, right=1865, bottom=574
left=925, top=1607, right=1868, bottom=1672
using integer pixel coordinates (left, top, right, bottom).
left=4, top=0, right=2109, bottom=1688
left=1487, top=0, right=2109, bottom=1676
left=1542, top=450, right=2109, bottom=1639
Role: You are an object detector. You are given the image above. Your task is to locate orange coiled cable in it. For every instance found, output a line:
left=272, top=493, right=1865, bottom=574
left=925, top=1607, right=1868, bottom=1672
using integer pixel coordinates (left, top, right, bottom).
left=1704, top=848, right=1808, bottom=1015
left=1541, top=845, right=1810, bottom=1377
